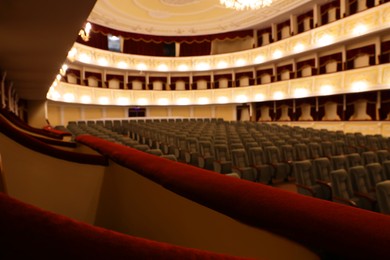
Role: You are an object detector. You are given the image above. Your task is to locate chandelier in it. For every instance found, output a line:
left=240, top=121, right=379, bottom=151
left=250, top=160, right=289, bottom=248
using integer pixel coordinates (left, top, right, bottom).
left=79, top=22, right=92, bottom=42
left=220, top=0, right=273, bottom=11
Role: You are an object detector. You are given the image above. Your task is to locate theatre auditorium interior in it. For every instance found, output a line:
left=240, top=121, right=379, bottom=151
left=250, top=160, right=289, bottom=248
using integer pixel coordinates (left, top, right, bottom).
left=2, top=0, right=390, bottom=259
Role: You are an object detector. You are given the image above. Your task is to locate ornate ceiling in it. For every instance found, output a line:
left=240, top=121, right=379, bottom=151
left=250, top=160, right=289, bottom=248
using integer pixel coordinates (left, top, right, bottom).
left=88, top=0, right=318, bottom=36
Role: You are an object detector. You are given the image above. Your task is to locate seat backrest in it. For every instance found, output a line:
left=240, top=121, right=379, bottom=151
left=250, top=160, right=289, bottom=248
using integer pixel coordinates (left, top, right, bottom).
left=214, top=144, right=231, bottom=161
left=248, top=147, right=265, bottom=166
left=280, top=144, right=294, bottom=162
left=376, top=180, right=390, bottom=214
left=362, top=151, right=378, bottom=165
left=330, top=155, right=347, bottom=170
left=349, top=166, right=371, bottom=193
left=346, top=153, right=362, bottom=168
left=321, top=141, right=333, bottom=157
left=331, top=169, right=354, bottom=199
left=231, top=149, right=249, bottom=168
left=264, top=146, right=281, bottom=164
left=294, top=143, right=309, bottom=161
left=366, top=163, right=385, bottom=188
left=308, top=142, right=323, bottom=159
left=295, top=160, right=315, bottom=186
left=376, top=150, right=390, bottom=164
left=332, top=140, right=345, bottom=156
left=199, top=141, right=214, bottom=157
left=186, top=138, right=199, bottom=153
left=313, top=157, right=332, bottom=181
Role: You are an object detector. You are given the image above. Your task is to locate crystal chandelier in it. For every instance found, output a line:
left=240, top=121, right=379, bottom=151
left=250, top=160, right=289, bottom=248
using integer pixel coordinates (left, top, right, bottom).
left=220, top=0, right=273, bottom=11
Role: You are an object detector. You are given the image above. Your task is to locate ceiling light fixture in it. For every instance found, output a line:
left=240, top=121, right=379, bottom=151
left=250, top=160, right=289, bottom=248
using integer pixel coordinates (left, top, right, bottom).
left=79, top=22, right=92, bottom=42
left=220, top=0, right=272, bottom=11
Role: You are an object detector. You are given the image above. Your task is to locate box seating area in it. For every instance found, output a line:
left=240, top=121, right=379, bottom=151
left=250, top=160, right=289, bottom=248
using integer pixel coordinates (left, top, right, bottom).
left=66, top=118, right=390, bottom=214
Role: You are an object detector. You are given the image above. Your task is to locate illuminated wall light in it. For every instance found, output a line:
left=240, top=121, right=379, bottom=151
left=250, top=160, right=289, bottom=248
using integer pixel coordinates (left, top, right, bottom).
left=351, top=81, right=368, bottom=92
left=136, top=63, right=147, bottom=71
left=198, top=97, right=210, bottom=104
left=157, top=98, right=170, bottom=105
left=56, top=74, right=62, bottom=81
left=273, top=91, right=285, bottom=100
left=98, top=58, right=109, bottom=66
left=51, top=81, right=58, bottom=87
left=195, top=62, right=210, bottom=71
left=235, top=59, right=246, bottom=67
left=116, top=97, right=129, bottom=105
left=217, top=61, right=228, bottom=69
left=177, top=97, right=190, bottom=105
left=352, top=24, right=368, bottom=36
left=235, top=95, right=248, bottom=103
left=255, top=93, right=265, bottom=101
left=48, top=88, right=61, bottom=100
left=137, top=98, right=148, bottom=106
left=63, top=93, right=75, bottom=102
left=68, top=48, right=77, bottom=60
left=272, top=50, right=283, bottom=59
left=157, top=64, right=168, bottom=71
left=255, top=55, right=265, bottom=64
left=98, top=96, right=110, bottom=105
left=294, top=88, right=309, bottom=98
left=80, top=95, right=92, bottom=104
left=317, top=34, right=334, bottom=47
left=79, top=53, right=91, bottom=63
left=177, top=64, right=189, bottom=71
left=117, top=61, right=128, bottom=69
left=60, top=64, right=68, bottom=76
left=217, top=96, right=229, bottom=104
left=293, top=43, right=305, bottom=53
left=320, top=85, right=334, bottom=95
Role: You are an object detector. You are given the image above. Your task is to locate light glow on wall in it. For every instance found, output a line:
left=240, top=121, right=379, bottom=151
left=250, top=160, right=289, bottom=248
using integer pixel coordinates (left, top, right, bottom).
left=317, top=34, right=334, bottom=47
left=353, top=24, right=368, bottom=36
left=235, top=59, right=246, bottom=67
left=98, top=96, right=110, bottom=105
left=254, top=93, right=265, bottom=101
left=197, top=97, right=210, bottom=104
left=80, top=95, right=92, bottom=104
left=157, top=98, right=170, bottom=105
left=293, top=43, right=305, bottom=53
left=98, top=58, right=109, bottom=66
left=217, top=61, right=228, bottom=69
left=157, top=64, right=169, bottom=71
left=255, top=55, right=265, bottom=64
left=273, top=91, right=284, bottom=100
left=351, top=81, right=368, bottom=92
left=136, top=63, right=147, bottom=71
left=177, top=64, right=189, bottom=71
left=217, top=96, right=229, bottom=104
left=294, top=88, right=309, bottom=98
left=116, top=97, right=130, bottom=105
left=235, top=94, right=248, bottom=103
left=319, top=85, right=334, bottom=95
left=137, top=98, right=149, bottom=105
left=79, top=53, right=91, bottom=63
left=177, top=97, right=190, bottom=105
left=195, top=62, right=210, bottom=71
left=117, top=61, right=128, bottom=69
left=272, top=50, right=283, bottom=59
left=63, top=93, right=75, bottom=102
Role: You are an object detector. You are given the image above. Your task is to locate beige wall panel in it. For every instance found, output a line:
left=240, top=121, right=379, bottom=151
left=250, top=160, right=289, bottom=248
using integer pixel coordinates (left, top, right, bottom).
left=171, top=106, right=191, bottom=117
left=63, top=106, right=81, bottom=123
left=193, top=105, right=212, bottom=118
left=84, top=106, right=103, bottom=120
left=215, top=104, right=236, bottom=121
left=47, top=104, right=62, bottom=126
left=148, top=106, right=169, bottom=117
left=105, top=106, right=125, bottom=118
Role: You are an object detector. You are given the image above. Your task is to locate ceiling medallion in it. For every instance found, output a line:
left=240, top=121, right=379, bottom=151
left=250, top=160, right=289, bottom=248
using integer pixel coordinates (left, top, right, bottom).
left=219, top=0, right=273, bottom=11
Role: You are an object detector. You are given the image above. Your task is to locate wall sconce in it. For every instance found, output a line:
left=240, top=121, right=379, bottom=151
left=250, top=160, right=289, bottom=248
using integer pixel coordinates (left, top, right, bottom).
left=79, top=22, right=92, bottom=42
